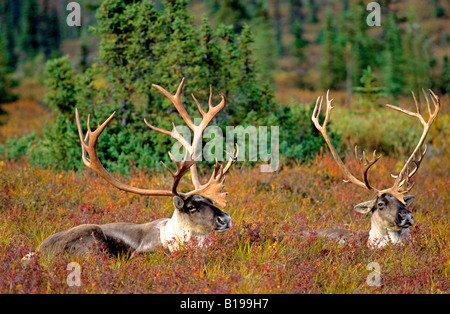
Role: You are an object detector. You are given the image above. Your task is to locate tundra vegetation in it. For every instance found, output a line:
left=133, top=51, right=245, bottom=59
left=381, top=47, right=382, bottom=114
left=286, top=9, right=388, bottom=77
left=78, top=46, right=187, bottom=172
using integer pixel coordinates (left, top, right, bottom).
left=0, top=110, right=448, bottom=293
left=0, top=0, right=449, bottom=294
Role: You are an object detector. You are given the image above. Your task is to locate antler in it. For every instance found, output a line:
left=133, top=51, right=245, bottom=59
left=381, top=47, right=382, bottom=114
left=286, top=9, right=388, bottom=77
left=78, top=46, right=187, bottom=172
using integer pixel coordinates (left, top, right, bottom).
left=145, top=78, right=236, bottom=207
left=161, top=152, right=197, bottom=196
left=381, top=89, right=440, bottom=200
left=184, top=144, right=239, bottom=207
left=312, top=89, right=440, bottom=204
left=312, top=90, right=382, bottom=192
left=75, top=108, right=195, bottom=198
left=76, top=78, right=236, bottom=207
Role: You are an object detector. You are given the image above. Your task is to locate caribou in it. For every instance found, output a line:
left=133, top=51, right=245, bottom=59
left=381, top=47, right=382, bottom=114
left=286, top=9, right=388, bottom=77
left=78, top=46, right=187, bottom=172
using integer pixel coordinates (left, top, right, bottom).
left=311, top=90, right=440, bottom=248
left=36, top=78, right=238, bottom=257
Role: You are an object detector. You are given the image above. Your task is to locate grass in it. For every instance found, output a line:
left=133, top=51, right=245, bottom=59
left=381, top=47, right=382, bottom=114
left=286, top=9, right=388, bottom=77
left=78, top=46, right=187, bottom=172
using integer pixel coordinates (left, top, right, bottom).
left=0, top=151, right=448, bottom=293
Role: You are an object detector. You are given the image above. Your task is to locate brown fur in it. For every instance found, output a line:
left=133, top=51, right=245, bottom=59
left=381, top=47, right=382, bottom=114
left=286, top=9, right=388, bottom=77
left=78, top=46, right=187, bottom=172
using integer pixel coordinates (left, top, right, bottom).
left=36, top=195, right=231, bottom=257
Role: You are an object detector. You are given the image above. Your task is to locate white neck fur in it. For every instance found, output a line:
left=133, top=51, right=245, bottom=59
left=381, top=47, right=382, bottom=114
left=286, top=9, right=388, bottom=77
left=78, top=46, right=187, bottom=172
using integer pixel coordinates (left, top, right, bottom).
left=368, top=220, right=411, bottom=248
left=160, top=211, right=209, bottom=251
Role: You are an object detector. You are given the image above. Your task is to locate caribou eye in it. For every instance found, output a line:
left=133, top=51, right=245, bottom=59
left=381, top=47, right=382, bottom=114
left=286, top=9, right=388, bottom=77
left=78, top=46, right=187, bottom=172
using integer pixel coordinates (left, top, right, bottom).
left=187, top=205, right=196, bottom=212
left=377, top=202, right=384, bottom=208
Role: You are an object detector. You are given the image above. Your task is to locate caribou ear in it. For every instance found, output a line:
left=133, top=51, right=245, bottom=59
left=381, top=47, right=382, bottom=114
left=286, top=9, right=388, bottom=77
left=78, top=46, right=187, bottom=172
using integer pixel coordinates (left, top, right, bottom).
left=403, top=195, right=415, bottom=206
left=173, top=196, right=184, bottom=210
left=354, top=197, right=377, bottom=215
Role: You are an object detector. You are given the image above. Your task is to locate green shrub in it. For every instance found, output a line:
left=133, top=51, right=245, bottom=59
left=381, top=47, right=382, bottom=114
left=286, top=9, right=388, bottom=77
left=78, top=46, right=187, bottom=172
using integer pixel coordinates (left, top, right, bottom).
left=0, top=132, right=39, bottom=160
left=44, top=56, right=77, bottom=115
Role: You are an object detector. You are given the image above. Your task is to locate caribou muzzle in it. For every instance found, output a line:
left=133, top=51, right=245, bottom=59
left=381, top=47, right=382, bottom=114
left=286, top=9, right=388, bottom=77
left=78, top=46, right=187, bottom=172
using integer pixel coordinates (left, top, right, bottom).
left=396, top=209, right=414, bottom=228
left=214, top=212, right=232, bottom=233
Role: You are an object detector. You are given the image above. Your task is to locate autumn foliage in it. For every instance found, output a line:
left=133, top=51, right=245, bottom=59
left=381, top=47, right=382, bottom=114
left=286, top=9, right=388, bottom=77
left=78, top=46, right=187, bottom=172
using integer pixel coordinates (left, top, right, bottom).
left=0, top=138, right=448, bottom=293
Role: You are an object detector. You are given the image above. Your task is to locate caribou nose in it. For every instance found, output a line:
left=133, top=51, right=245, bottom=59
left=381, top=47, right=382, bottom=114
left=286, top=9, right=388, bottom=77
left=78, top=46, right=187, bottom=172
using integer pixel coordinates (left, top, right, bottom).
left=216, top=213, right=232, bottom=230
left=398, top=210, right=414, bottom=227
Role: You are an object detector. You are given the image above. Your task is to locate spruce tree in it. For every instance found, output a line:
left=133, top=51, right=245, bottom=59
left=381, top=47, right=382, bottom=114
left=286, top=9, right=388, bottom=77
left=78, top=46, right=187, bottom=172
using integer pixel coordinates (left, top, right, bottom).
left=272, top=0, right=283, bottom=55
left=403, top=9, right=435, bottom=95
left=19, top=0, right=40, bottom=57
left=353, top=65, right=385, bottom=106
left=0, top=26, right=17, bottom=104
left=44, top=56, right=77, bottom=115
left=291, top=20, right=307, bottom=63
left=382, top=14, right=405, bottom=97
left=46, top=8, right=61, bottom=58
left=306, top=0, right=318, bottom=23
left=79, top=27, right=89, bottom=71
left=288, top=0, right=303, bottom=25
left=251, top=0, right=279, bottom=79
left=215, top=0, right=249, bottom=33
left=319, top=9, right=345, bottom=90
left=0, top=0, right=18, bottom=68
left=348, top=1, right=375, bottom=87
left=438, top=55, right=449, bottom=95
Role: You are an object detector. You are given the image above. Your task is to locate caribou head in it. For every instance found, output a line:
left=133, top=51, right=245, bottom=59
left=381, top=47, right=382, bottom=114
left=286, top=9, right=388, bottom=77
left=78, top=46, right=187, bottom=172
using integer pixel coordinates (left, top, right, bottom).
left=37, top=79, right=238, bottom=257
left=312, top=90, right=440, bottom=248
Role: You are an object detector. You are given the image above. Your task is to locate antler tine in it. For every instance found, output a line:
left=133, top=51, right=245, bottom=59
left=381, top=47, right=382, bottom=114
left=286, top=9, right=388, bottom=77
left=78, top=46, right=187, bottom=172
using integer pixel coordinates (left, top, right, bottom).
left=76, top=109, right=116, bottom=167
left=190, top=85, right=226, bottom=126
left=422, top=88, right=432, bottom=117
left=212, top=159, right=225, bottom=181
left=152, top=77, right=195, bottom=131
left=223, top=144, right=239, bottom=174
left=382, top=90, right=440, bottom=202
left=311, top=92, right=378, bottom=192
left=209, top=85, right=226, bottom=110
left=143, top=119, right=172, bottom=137
left=210, top=144, right=239, bottom=182
left=412, top=91, right=421, bottom=115
left=184, top=165, right=228, bottom=208
left=75, top=109, right=174, bottom=197
left=208, top=85, right=215, bottom=109
left=188, top=86, right=227, bottom=189
left=385, top=88, right=439, bottom=128
left=144, top=119, right=192, bottom=154
left=75, top=109, right=89, bottom=164
left=429, top=89, right=440, bottom=119
left=311, top=95, right=325, bottom=131
left=191, top=93, right=206, bottom=117
left=396, top=145, right=427, bottom=192
left=199, top=86, right=226, bottom=129
left=354, top=146, right=382, bottom=191
left=161, top=152, right=196, bottom=195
